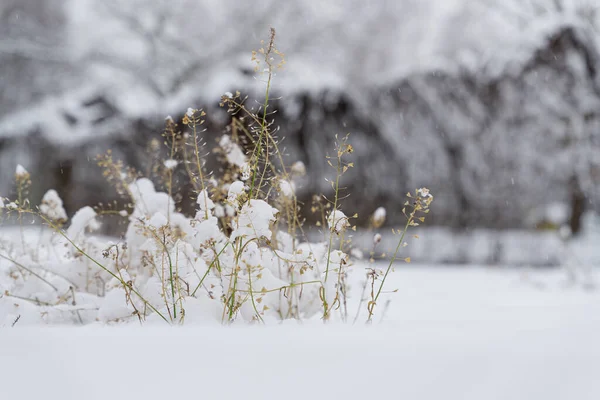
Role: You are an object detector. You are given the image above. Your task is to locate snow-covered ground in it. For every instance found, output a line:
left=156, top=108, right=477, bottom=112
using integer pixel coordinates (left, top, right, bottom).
left=1, top=183, right=598, bottom=399
left=2, top=265, right=598, bottom=400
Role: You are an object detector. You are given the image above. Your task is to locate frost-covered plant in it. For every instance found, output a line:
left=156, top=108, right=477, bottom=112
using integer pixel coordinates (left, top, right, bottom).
left=366, top=188, right=433, bottom=323
left=0, top=29, right=432, bottom=326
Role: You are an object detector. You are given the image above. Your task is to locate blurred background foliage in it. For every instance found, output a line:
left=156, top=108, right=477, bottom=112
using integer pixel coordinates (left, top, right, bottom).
left=1, top=0, right=599, bottom=243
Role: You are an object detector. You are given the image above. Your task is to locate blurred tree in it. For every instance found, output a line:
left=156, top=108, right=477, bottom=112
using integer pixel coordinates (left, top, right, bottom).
left=1, top=0, right=600, bottom=232
left=0, top=0, right=71, bottom=117
left=72, top=0, right=279, bottom=100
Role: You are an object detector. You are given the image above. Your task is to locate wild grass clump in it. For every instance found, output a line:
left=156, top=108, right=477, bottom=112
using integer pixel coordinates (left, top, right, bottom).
left=0, top=29, right=432, bottom=326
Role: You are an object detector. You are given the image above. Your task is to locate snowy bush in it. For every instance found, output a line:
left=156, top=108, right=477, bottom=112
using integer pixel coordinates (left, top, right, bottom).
left=0, top=30, right=432, bottom=326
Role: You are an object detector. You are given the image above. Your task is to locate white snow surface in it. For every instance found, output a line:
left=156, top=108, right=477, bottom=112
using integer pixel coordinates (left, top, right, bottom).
left=1, top=266, right=599, bottom=400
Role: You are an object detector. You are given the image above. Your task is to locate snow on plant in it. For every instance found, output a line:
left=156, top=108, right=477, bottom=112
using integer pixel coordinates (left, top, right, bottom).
left=279, top=179, right=295, bottom=198
left=291, top=161, right=306, bottom=176
left=219, top=135, right=247, bottom=168
left=163, top=159, right=178, bottom=170
left=373, top=233, right=382, bottom=245
left=67, top=206, right=100, bottom=239
left=372, top=207, right=386, bottom=228
left=15, top=164, right=28, bottom=177
left=196, top=189, right=215, bottom=219
left=231, top=199, right=278, bottom=241
left=0, top=28, right=432, bottom=326
left=227, top=180, right=246, bottom=207
left=327, top=210, right=350, bottom=234
left=39, top=190, right=68, bottom=223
